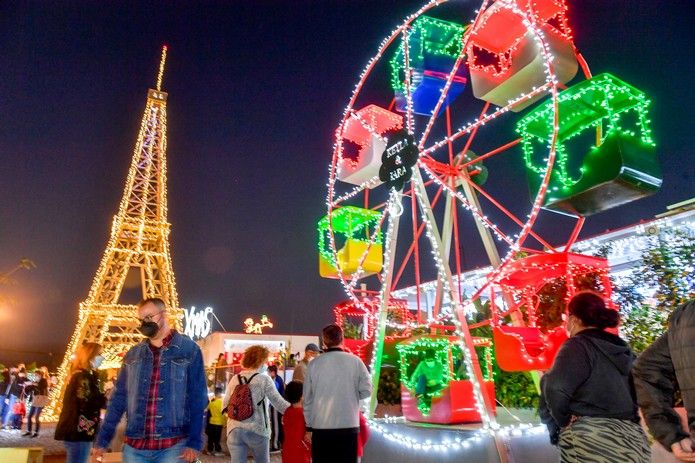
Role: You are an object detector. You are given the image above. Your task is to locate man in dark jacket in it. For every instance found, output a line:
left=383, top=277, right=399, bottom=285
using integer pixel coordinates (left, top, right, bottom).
left=634, top=300, right=695, bottom=461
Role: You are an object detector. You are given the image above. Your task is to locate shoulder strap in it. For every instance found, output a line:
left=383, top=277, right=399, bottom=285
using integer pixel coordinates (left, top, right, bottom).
left=237, top=373, right=260, bottom=385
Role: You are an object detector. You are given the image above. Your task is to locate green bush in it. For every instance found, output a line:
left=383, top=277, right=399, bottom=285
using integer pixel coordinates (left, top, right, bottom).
left=377, top=366, right=401, bottom=405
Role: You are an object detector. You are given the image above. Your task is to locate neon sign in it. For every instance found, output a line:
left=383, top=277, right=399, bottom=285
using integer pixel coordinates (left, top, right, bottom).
left=244, top=315, right=274, bottom=334
left=184, top=306, right=213, bottom=340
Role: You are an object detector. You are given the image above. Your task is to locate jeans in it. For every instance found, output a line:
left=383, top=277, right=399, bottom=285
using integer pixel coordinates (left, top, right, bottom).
left=206, top=424, right=223, bottom=452
left=27, top=406, right=43, bottom=433
left=228, top=428, right=269, bottom=463
left=2, top=394, right=18, bottom=426
left=64, top=441, right=93, bottom=463
left=123, top=441, right=186, bottom=463
left=269, top=406, right=283, bottom=450
left=0, top=394, right=6, bottom=422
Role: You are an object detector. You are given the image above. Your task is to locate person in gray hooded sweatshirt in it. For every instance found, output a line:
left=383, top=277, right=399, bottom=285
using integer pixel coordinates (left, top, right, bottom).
left=539, top=291, right=650, bottom=463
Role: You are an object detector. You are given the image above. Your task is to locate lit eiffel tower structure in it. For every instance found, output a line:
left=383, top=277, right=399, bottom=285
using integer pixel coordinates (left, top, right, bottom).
left=45, top=46, right=183, bottom=418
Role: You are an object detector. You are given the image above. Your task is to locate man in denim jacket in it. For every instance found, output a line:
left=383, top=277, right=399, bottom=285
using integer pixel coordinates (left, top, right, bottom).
left=91, top=298, right=208, bottom=463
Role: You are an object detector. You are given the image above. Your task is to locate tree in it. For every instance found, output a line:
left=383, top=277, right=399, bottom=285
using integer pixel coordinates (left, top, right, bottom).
left=609, top=230, right=695, bottom=353
left=0, top=258, right=36, bottom=304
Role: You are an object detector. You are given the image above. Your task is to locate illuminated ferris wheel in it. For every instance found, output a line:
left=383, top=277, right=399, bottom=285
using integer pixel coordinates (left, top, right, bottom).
left=319, top=0, right=660, bottom=423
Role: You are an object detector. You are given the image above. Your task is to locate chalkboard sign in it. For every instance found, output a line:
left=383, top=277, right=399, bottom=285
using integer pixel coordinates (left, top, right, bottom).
left=379, top=130, right=419, bottom=190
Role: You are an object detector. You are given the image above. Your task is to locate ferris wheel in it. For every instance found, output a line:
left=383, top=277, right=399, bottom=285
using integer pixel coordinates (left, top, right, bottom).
left=319, top=0, right=660, bottom=424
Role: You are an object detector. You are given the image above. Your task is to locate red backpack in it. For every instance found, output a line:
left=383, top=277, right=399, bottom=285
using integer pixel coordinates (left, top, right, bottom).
left=227, top=373, right=259, bottom=421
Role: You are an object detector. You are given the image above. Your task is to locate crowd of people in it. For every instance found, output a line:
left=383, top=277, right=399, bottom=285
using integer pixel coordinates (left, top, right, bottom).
left=5, top=294, right=695, bottom=463
left=45, top=297, right=371, bottom=463
left=0, top=362, right=51, bottom=437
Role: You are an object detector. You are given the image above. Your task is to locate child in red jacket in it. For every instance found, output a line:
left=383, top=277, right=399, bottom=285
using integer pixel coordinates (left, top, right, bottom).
left=282, top=381, right=311, bottom=463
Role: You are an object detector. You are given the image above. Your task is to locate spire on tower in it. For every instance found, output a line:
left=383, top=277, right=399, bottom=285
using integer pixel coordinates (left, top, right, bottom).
left=156, top=45, right=168, bottom=91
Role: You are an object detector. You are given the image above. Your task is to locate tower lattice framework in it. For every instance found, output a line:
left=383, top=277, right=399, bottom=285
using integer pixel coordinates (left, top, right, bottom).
left=46, top=47, right=183, bottom=419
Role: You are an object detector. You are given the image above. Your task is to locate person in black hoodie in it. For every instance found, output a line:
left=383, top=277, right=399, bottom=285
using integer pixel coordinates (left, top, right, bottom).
left=539, top=291, right=650, bottom=463
left=54, top=343, right=106, bottom=463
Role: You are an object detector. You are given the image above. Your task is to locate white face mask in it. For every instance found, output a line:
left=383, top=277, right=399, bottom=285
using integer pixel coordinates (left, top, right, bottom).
left=566, top=315, right=576, bottom=337
left=91, top=355, right=104, bottom=369
left=259, top=364, right=268, bottom=374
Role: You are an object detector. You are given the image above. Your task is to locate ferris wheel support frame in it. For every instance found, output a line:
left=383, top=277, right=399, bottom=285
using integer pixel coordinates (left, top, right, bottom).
left=368, top=190, right=405, bottom=418
left=412, top=169, right=496, bottom=425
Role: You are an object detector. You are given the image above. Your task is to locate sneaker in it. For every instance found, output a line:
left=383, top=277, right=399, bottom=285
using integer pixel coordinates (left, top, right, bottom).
left=22, top=431, right=31, bottom=436
left=31, top=433, right=38, bottom=438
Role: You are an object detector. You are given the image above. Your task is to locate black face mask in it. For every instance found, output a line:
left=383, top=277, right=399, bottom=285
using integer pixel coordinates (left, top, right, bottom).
left=139, top=321, right=160, bottom=338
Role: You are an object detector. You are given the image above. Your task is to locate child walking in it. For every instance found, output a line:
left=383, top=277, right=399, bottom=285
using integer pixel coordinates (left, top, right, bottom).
left=281, top=381, right=311, bottom=463
left=10, top=395, right=26, bottom=429
left=205, top=387, right=225, bottom=456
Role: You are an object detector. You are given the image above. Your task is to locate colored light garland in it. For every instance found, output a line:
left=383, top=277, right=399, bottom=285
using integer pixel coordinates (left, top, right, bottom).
left=466, top=0, right=573, bottom=77
left=334, top=298, right=414, bottom=342
left=367, top=416, right=547, bottom=453
left=517, top=73, right=656, bottom=188
left=396, top=337, right=453, bottom=414
left=390, top=15, right=467, bottom=93
left=317, top=206, right=384, bottom=267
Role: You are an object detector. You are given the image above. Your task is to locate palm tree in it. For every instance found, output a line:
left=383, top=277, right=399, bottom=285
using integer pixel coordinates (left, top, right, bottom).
left=0, top=258, right=36, bottom=302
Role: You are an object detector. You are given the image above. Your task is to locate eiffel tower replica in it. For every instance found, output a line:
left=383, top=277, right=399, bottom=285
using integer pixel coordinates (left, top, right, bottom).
left=45, top=46, right=183, bottom=418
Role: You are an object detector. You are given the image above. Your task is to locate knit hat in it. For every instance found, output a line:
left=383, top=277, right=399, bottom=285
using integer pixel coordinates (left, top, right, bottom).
left=305, top=343, right=321, bottom=353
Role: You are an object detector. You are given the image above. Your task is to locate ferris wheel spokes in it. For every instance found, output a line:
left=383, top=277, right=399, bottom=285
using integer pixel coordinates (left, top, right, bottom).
left=420, top=81, right=554, bottom=159
left=411, top=169, right=497, bottom=427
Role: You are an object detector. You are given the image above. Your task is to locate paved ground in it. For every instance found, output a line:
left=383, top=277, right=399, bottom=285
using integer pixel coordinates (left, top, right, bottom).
left=0, top=408, right=537, bottom=461
left=0, top=422, right=282, bottom=462
left=0, top=416, right=677, bottom=463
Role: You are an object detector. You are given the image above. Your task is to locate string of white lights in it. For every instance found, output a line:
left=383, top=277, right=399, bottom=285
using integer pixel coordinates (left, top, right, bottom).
left=367, top=416, right=547, bottom=453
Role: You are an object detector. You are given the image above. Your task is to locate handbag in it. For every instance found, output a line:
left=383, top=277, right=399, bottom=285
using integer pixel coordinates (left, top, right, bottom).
left=32, top=394, right=49, bottom=408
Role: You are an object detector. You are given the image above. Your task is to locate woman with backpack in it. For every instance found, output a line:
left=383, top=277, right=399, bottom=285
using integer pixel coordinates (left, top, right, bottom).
left=224, top=345, right=290, bottom=463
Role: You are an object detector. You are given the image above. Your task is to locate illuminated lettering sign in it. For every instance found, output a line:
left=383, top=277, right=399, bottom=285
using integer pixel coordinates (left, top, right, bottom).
left=184, top=306, right=213, bottom=340
left=379, top=129, right=418, bottom=190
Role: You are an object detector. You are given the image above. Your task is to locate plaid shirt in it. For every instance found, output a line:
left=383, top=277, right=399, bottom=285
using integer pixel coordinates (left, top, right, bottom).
left=125, top=330, right=184, bottom=450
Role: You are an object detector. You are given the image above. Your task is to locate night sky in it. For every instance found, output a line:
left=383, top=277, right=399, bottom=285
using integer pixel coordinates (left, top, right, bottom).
left=0, top=1, right=693, bottom=368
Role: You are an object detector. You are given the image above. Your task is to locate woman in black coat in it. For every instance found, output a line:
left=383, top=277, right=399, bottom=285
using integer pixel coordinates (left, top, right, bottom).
left=539, top=291, right=650, bottom=463
left=54, top=343, right=106, bottom=463
left=23, top=367, right=50, bottom=437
